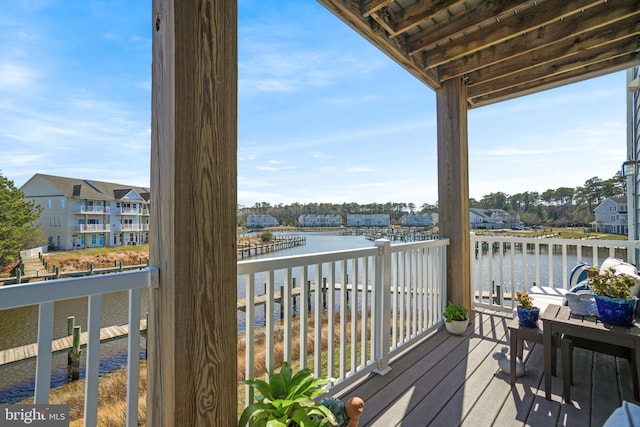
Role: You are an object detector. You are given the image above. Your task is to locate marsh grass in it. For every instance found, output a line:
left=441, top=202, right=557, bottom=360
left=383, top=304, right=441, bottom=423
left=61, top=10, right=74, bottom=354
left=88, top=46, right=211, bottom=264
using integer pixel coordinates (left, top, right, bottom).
left=32, top=310, right=370, bottom=425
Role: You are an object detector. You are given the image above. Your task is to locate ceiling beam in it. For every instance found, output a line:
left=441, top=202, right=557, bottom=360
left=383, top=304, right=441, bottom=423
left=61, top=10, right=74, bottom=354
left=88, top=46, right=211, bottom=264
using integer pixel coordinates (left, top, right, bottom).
left=407, top=0, right=534, bottom=55
left=387, top=0, right=464, bottom=37
left=439, top=1, right=640, bottom=82
left=419, top=0, right=603, bottom=69
left=469, top=53, right=640, bottom=107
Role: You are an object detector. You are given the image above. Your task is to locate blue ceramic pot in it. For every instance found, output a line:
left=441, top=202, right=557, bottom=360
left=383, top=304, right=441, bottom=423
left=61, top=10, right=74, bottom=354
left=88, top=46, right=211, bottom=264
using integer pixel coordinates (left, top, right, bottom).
left=594, top=295, right=638, bottom=326
left=517, top=306, right=540, bottom=327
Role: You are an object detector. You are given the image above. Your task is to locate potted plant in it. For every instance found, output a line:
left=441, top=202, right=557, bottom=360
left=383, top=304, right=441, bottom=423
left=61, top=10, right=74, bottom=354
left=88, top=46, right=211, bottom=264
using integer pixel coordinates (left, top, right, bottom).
left=238, top=361, right=337, bottom=427
left=515, top=290, right=539, bottom=327
left=443, top=301, right=469, bottom=335
left=588, top=266, right=638, bottom=326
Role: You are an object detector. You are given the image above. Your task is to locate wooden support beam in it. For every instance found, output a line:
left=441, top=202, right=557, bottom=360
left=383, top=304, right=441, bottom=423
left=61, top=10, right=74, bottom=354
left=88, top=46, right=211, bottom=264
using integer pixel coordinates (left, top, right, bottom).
left=436, top=78, right=471, bottom=312
left=149, top=0, right=238, bottom=425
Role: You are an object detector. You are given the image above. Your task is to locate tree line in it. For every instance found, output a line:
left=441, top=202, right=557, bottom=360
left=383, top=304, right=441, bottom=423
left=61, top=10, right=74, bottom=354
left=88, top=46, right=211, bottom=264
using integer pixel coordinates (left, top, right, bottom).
left=238, top=172, right=626, bottom=227
left=0, top=171, right=626, bottom=269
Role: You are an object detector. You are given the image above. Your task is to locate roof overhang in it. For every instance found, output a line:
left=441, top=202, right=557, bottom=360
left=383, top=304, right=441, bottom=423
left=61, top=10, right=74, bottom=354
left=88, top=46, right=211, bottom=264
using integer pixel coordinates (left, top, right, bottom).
left=317, top=0, right=640, bottom=108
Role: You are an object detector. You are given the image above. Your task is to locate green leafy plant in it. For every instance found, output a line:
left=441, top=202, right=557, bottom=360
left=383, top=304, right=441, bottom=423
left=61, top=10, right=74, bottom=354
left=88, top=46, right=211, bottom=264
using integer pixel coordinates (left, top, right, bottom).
left=443, top=302, right=468, bottom=322
left=238, top=361, right=337, bottom=427
left=515, top=290, right=535, bottom=310
left=588, top=266, right=636, bottom=300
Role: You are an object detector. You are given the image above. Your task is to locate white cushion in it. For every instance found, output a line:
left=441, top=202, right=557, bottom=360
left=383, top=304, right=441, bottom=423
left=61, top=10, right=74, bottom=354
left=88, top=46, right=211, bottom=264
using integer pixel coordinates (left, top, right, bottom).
left=599, top=257, right=640, bottom=296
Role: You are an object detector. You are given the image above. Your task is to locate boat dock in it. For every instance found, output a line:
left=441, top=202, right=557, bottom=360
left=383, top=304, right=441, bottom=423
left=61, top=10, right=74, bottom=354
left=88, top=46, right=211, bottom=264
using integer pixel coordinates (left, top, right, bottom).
left=0, top=319, right=147, bottom=366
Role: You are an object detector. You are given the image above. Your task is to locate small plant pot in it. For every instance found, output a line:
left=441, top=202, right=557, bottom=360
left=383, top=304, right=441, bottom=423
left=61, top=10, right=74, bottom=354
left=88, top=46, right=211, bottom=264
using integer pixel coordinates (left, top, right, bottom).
left=594, top=295, right=638, bottom=326
left=517, top=306, right=540, bottom=327
left=445, top=319, right=468, bottom=335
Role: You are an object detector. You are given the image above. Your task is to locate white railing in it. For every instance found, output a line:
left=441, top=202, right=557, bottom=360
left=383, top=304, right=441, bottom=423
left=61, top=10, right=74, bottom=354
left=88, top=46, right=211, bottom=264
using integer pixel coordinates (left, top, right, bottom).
left=238, top=238, right=449, bottom=402
left=74, top=224, right=110, bottom=232
left=120, top=208, right=141, bottom=215
left=0, top=269, right=157, bottom=427
left=470, top=234, right=640, bottom=311
left=73, top=205, right=109, bottom=214
left=20, top=245, right=48, bottom=259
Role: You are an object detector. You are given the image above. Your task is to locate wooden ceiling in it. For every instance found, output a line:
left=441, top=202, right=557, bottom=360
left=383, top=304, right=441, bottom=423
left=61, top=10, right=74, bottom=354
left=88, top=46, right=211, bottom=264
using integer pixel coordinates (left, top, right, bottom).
left=317, top=0, right=640, bottom=108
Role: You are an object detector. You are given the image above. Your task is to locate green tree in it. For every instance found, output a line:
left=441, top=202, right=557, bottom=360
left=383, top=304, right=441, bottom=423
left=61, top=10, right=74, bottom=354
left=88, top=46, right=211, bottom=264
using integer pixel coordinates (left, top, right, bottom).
left=0, top=174, right=43, bottom=267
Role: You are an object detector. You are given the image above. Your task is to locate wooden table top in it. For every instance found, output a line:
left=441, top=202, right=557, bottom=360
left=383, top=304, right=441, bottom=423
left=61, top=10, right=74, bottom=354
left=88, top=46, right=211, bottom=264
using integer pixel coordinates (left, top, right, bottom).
left=541, top=304, right=640, bottom=339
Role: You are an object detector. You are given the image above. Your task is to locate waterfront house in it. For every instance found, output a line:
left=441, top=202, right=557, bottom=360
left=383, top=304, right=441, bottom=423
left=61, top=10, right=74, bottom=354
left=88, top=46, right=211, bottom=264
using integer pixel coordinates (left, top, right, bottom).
left=298, top=213, right=343, bottom=227
left=245, top=214, right=278, bottom=228
left=401, top=212, right=437, bottom=227
left=594, top=196, right=629, bottom=235
left=3, top=3, right=638, bottom=425
left=20, top=173, right=150, bottom=250
left=346, top=213, right=391, bottom=227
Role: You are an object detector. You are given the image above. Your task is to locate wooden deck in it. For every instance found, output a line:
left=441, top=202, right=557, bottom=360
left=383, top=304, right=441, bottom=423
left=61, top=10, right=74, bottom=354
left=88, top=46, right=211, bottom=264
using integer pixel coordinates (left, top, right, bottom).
left=334, top=310, right=636, bottom=426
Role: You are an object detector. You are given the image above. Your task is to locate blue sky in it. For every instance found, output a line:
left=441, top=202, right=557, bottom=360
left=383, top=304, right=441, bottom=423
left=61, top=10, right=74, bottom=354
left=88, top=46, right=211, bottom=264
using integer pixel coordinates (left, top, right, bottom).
left=0, top=1, right=629, bottom=207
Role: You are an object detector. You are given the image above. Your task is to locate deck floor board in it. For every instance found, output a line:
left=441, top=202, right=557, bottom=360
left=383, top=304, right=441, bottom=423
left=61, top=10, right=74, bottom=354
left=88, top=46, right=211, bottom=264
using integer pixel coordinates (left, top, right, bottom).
left=333, top=310, right=639, bottom=426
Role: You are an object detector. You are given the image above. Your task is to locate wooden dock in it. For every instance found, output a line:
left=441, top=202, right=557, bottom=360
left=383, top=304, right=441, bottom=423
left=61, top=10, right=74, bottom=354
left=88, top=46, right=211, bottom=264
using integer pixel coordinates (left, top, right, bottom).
left=0, top=319, right=147, bottom=366
left=236, top=283, right=375, bottom=311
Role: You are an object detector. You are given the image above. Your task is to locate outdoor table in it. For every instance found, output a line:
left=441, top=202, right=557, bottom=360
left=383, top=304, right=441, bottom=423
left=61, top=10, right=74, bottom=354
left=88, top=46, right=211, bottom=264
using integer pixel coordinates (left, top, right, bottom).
left=507, top=316, right=556, bottom=386
left=541, top=304, right=640, bottom=402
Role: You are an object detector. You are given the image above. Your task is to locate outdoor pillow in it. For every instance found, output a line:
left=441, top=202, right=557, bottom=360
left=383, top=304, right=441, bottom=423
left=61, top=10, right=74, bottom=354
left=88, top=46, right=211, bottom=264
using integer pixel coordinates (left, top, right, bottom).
left=599, top=258, right=640, bottom=297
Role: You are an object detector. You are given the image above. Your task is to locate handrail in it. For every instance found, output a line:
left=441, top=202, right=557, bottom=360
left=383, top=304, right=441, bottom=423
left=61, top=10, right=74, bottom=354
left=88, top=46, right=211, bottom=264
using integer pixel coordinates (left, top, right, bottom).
left=0, top=268, right=157, bottom=427
left=469, top=234, right=640, bottom=311
left=238, top=238, right=449, bottom=402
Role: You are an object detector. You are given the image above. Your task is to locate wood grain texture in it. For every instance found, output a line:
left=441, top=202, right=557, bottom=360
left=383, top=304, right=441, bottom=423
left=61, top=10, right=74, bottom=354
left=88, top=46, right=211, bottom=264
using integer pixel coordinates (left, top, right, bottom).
left=436, top=78, right=471, bottom=312
left=149, top=0, right=237, bottom=425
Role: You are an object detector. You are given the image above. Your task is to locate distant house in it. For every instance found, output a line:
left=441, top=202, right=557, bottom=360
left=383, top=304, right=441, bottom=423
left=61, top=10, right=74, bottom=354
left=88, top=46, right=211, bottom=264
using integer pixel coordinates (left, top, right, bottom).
left=298, top=214, right=342, bottom=227
left=470, top=208, right=520, bottom=229
left=593, top=196, right=628, bottom=235
left=246, top=214, right=278, bottom=228
left=346, top=214, right=390, bottom=227
left=20, top=173, right=150, bottom=250
left=402, top=213, right=438, bottom=227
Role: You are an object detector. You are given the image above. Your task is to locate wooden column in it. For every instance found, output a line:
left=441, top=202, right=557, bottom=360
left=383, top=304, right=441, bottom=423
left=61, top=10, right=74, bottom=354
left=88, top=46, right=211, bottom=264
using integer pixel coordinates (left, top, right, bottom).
left=149, top=1, right=237, bottom=425
left=436, top=78, right=471, bottom=312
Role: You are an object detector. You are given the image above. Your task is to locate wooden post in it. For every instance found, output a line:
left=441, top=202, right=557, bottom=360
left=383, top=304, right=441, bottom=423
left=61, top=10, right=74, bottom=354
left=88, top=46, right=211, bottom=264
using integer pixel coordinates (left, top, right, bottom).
left=437, top=77, right=471, bottom=312
left=149, top=0, right=237, bottom=424
left=292, top=278, right=297, bottom=314
left=322, top=277, right=327, bottom=309
left=67, top=325, right=81, bottom=381
left=279, top=286, right=284, bottom=320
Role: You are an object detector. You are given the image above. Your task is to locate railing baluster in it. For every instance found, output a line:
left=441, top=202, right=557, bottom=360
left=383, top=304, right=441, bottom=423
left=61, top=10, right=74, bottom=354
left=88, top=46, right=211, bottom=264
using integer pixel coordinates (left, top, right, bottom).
left=283, top=267, right=292, bottom=363
left=266, top=271, right=274, bottom=373
left=391, top=251, right=398, bottom=348
left=126, top=288, right=141, bottom=427
left=84, top=294, right=102, bottom=427
left=314, top=263, right=322, bottom=377
left=374, top=239, right=391, bottom=375
left=361, top=257, right=368, bottom=368
left=300, top=266, right=308, bottom=370
left=244, top=274, right=255, bottom=405
left=340, top=259, right=347, bottom=381
left=34, top=302, right=54, bottom=404
left=548, top=243, right=554, bottom=288
left=351, top=258, right=358, bottom=374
